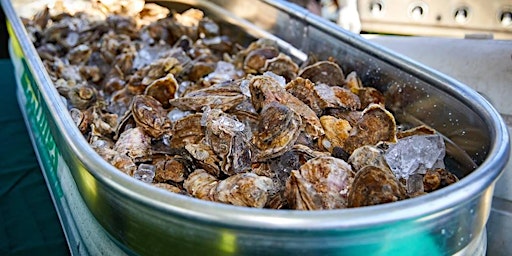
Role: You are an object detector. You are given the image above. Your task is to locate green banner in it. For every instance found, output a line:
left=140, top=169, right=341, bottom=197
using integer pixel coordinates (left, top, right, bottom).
left=8, top=21, right=63, bottom=198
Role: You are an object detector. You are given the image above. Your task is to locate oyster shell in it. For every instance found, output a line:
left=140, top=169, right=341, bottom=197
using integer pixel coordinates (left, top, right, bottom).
left=215, top=172, right=274, bottom=208
left=169, top=83, right=245, bottom=112
left=185, top=142, right=221, bottom=177
left=253, top=102, right=302, bottom=161
left=348, top=145, right=390, bottom=172
left=243, top=47, right=279, bottom=73
left=347, top=166, right=406, bottom=207
left=285, top=156, right=354, bottom=210
left=263, top=53, right=299, bottom=82
left=144, top=73, right=178, bottom=108
left=131, top=95, right=172, bottom=138
left=249, top=75, right=324, bottom=139
left=343, top=104, right=397, bottom=153
left=184, top=169, right=274, bottom=208
left=319, top=115, right=351, bottom=152
left=202, top=108, right=252, bottom=175
left=27, top=3, right=459, bottom=209
left=285, top=77, right=323, bottom=116
left=170, top=113, right=204, bottom=148
left=423, top=168, right=459, bottom=192
left=114, top=127, right=152, bottom=162
left=298, top=61, right=345, bottom=87
left=153, top=155, right=189, bottom=183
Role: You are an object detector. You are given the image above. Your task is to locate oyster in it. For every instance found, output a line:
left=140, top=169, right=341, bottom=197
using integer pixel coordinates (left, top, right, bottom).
left=344, top=71, right=362, bottom=94
left=27, top=3, right=461, bottom=209
left=58, top=83, right=97, bottom=110
left=114, top=127, right=152, bottom=162
left=253, top=102, right=302, bottom=161
left=357, top=87, right=385, bottom=109
left=263, top=53, right=299, bottom=82
left=215, top=172, right=274, bottom=208
left=298, top=61, right=345, bottom=87
left=423, top=168, right=459, bottom=192
left=202, top=108, right=252, bottom=175
left=169, top=83, right=245, bottom=112
left=315, top=84, right=361, bottom=111
left=144, top=73, right=178, bottom=108
left=153, top=155, right=189, bottom=183
left=184, top=169, right=274, bottom=208
left=170, top=113, right=204, bottom=148
left=347, top=166, right=406, bottom=207
left=249, top=75, right=324, bottom=139
left=285, top=156, right=354, bottom=210
left=347, top=145, right=390, bottom=173
left=342, top=104, right=397, bottom=153
left=185, top=142, right=221, bottom=177
left=319, top=115, right=351, bottom=152
left=244, top=47, right=279, bottom=73
left=131, top=95, right=172, bottom=138
left=183, top=169, right=218, bottom=201
left=285, top=77, right=323, bottom=116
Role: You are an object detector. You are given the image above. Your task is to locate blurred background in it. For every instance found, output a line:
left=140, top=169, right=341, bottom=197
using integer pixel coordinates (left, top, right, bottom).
left=0, top=6, right=8, bottom=58
left=291, top=0, right=512, bottom=39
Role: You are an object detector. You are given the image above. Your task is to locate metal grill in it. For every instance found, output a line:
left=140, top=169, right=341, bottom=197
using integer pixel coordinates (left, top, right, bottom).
left=358, top=0, right=512, bottom=39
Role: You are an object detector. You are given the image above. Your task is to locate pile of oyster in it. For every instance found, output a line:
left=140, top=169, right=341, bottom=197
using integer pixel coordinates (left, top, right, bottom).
left=23, top=1, right=458, bottom=210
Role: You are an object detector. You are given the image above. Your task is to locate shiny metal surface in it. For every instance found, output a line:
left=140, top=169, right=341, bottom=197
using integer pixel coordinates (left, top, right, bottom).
left=358, top=0, right=512, bottom=39
left=2, top=0, right=510, bottom=255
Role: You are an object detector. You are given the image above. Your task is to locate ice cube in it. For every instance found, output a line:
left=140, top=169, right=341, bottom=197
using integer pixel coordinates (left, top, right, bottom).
left=204, top=61, right=237, bottom=84
left=239, top=79, right=251, bottom=97
left=167, top=108, right=193, bottom=122
left=215, top=115, right=245, bottom=133
left=384, top=134, right=446, bottom=179
left=263, top=71, right=286, bottom=87
left=133, top=164, right=156, bottom=183
left=202, top=106, right=245, bottom=134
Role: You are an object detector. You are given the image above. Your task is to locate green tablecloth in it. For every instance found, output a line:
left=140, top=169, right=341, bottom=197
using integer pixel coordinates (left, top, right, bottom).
left=0, top=59, right=69, bottom=255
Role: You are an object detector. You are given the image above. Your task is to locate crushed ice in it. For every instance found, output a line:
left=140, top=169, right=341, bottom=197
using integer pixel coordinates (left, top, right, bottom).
left=384, top=134, right=446, bottom=179
left=133, top=163, right=156, bottom=183
left=263, top=71, right=286, bottom=87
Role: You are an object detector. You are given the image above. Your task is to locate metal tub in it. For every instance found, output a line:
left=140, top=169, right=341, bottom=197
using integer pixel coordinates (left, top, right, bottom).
left=2, top=0, right=510, bottom=255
